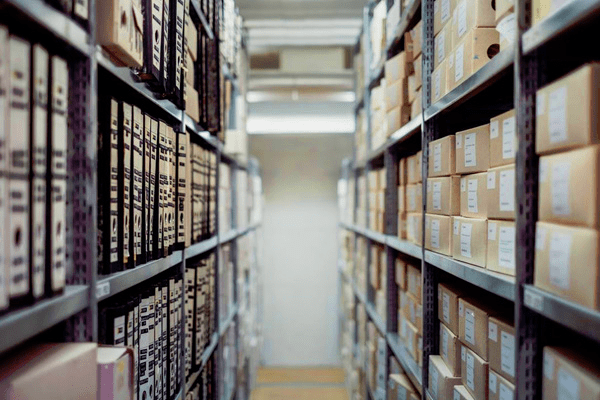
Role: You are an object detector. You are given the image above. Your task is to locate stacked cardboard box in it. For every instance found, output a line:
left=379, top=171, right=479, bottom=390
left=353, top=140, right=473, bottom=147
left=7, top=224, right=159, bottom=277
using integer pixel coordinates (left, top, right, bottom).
left=358, top=173, right=368, bottom=227
left=534, top=63, right=600, bottom=311
left=366, top=323, right=388, bottom=395
left=388, top=373, right=420, bottom=400
left=371, top=244, right=387, bottom=319
left=219, top=163, right=232, bottom=234
left=356, top=109, right=368, bottom=162
left=371, top=81, right=388, bottom=150
left=385, top=50, right=413, bottom=139
left=399, top=151, right=423, bottom=244
left=371, top=1, right=388, bottom=71
left=369, top=168, right=387, bottom=233
left=397, top=259, right=423, bottom=367
left=542, top=347, right=600, bottom=400
left=407, top=21, right=423, bottom=120
left=357, top=237, right=368, bottom=291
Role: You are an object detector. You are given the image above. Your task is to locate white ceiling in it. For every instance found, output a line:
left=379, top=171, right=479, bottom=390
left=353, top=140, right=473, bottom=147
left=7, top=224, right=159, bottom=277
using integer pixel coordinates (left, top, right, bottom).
left=236, top=0, right=365, bottom=20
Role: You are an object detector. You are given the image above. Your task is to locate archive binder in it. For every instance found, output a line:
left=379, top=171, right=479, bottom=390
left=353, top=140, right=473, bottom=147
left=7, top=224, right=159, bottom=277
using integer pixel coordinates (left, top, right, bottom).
left=139, top=0, right=164, bottom=90
left=143, top=115, right=151, bottom=262
left=149, top=117, right=158, bottom=260
left=168, top=279, right=176, bottom=397
left=99, top=304, right=127, bottom=345
left=167, top=0, right=187, bottom=107
left=167, top=126, right=175, bottom=252
left=139, top=294, right=155, bottom=400
left=73, top=0, right=89, bottom=22
left=0, top=177, right=7, bottom=311
left=177, top=131, right=187, bottom=249
left=120, top=102, right=133, bottom=270
left=161, top=0, right=171, bottom=89
left=161, top=284, right=168, bottom=397
left=154, top=286, right=163, bottom=400
left=158, top=121, right=167, bottom=256
left=132, top=107, right=144, bottom=265
left=8, top=37, right=31, bottom=302
left=195, top=261, right=207, bottom=365
left=133, top=302, right=140, bottom=400
left=184, top=267, right=195, bottom=377
left=184, top=133, right=192, bottom=248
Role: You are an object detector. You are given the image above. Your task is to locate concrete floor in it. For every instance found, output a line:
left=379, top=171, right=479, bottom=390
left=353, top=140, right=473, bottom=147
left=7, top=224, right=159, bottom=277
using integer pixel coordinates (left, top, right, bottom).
left=251, top=367, right=349, bottom=400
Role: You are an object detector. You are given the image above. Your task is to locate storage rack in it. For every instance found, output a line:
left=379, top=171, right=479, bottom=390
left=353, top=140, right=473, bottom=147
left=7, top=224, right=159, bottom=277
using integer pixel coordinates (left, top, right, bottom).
left=339, top=0, right=600, bottom=399
left=0, top=1, right=262, bottom=400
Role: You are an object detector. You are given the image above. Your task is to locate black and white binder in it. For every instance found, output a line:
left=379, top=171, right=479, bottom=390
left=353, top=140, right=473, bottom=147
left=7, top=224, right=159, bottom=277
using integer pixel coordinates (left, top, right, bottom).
left=120, top=102, right=133, bottom=270
left=132, top=107, right=144, bottom=265
left=154, top=286, right=163, bottom=400
left=149, top=117, right=159, bottom=260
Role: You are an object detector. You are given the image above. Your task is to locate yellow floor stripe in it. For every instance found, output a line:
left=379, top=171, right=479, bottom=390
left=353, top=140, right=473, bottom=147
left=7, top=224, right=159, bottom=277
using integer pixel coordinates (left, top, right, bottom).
left=256, top=367, right=346, bottom=385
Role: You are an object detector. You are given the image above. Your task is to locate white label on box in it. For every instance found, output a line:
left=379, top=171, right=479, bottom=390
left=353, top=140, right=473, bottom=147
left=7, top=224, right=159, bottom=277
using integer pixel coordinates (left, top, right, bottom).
left=499, top=382, right=514, bottom=400
left=503, top=116, right=516, bottom=159
left=431, top=219, right=440, bottom=248
left=457, top=0, right=467, bottom=38
left=489, top=321, right=498, bottom=341
left=488, top=222, right=497, bottom=241
left=536, top=227, right=547, bottom=251
left=465, top=308, right=475, bottom=344
left=499, top=226, right=516, bottom=271
left=430, top=363, right=439, bottom=398
left=490, top=371, right=498, bottom=393
left=441, top=0, right=451, bottom=22
left=468, top=179, right=478, bottom=213
left=488, top=171, right=496, bottom=189
left=491, top=120, right=500, bottom=139
left=461, top=345, right=466, bottom=361
left=433, top=181, right=442, bottom=210
left=443, top=292, right=450, bottom=322
left=442, top=328, right=449, bottom=359
left=435, top=0, right=440, bottom=13
left=434, top=68, right=441, bottom=100
left=501, top=331, right=516, bottom=377
left=464, top=133, right=476, bottom=167
left=500, top=169, right=515, bottom=212
left=436, top=31, right=446, bottom=64
left=548, top=86, right=568, bottom=144
left=461, top=178, right=466, bottom=192
left=539, top=158, right=549, bottom=183
left=454, top=390, right=461, bottom=400
left=459, top=301, right=464, bottom=316
left=549, top=232, right=572, bottom=290
left=466, top=352, right=475, bottom=390
left=544, top=354, right=555, bottom=379
left=551, top=162, right=570, bottom=216
left=537, top=92, right=546, bottom=116
left=557, top=367, right=579, bottom=400
left=461, top=223, right=473, bottom=258
left=456, top=133, right=463, bottom=149
left=455, top=43, right=465, bottom=82
left=434, top=143, right=442, bottom=172
left=454, top=220, right=460, bottom=235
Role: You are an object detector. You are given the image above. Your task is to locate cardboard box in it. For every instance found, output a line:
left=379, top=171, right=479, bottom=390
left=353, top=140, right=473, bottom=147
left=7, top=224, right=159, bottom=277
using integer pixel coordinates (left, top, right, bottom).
left=439, top=282, right=465, bottom=335
left=407, top=263, right=422, bottom=302
left=435, top=22, right=453, bottom=69
left=452, top=0, right=496, bottom=45
left=408, top=21, right=423, bottom=58
left=96, top=0, right=143, bottom=68
left=534, top=221, right=600, bottom=310
left=488, top=316, right=516, bottom=384
left=185, top=82, right=200, bottom=122
left=398, top=212, right=407, bottom=239
left=486, top=219, right=516, bottom=276
left=489, top=109, right=517, bottom=167
left=447, top=28, right=500, bottom=91
left=385, top=51, right=413, bottom=84
left=441, top=322, right=462, bottom=377
left=495, top=0, right=514, bottom=23
left=406, top=183, right=422, bottom=212
left=460, top=344, right=489, bottom=400
left=387, top=106, right=412, bottom=135
left=386, top=79, right=409, bottom=111
left=487, top=164, right=516, bottom=220
left=538, top=145, right=600, bottom=228
left=0, top=343, right=97, bottom=399
left=532, top=0, right=553, bottom=26
left=434, top=0, right=456, bottom=35
left=402, top=292, right=423, bottom=334
left=396, top=258, right=407, bottom=290
left=432, top=59, right=448, bottom=103
left=405, top=319, right=421, bottom=360
left=429, top=355, right=462, bottom=400
left=407, top=154, right=419, bottom=184
left=542, top=346, right=600, bottom=400
left=416, top=151, right=423, bottom=182
left=429, top=135, right=456, bottom=177
left=426, top=214, right=453, bottom=256
left=369, top=169, right=381, bottom=189
left=455, top=124, right=491, bottom=174
left=399, top=185, right=406, bottom=214
left=97, top=346, right=134, bottom=400
left=460, top=172, right=488, bottom=218
left=458, top=297, right=491, bottom=359
left=407, top=212, right=423, bottom=245
left=411, top=89, right=422, bottom=119
left=489, top=369, right=515, bottom=400
left=536, top=64, right=600, bottom=155
left=409, top=75, right=420, bottom=104
left=388, top=374, right=419, bottom=400
left=454, top=385, right=476, bottom=400
left=414, top=55, right=423, bottom=89
left=428, top=176, right=460, bottom=216
left=399, top=158, right=407, bottom=186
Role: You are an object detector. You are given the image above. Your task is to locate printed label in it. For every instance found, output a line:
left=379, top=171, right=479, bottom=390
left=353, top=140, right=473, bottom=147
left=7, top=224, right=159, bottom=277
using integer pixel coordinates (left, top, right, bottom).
left=503, top=116, right=516, bottom=159
left=464, top=132, right=476, bottom=167
left=500, top=169, right=515, bottom=212
left=549, top=232, right=572, bottom=290
left=539, top=159, right=549, bottom=183
left=551, top=162, right=570, bottom=216
left=468, top=179, right=478, bottom=213
left=433, top=181, right=442, bottom=210
left=490, top=371, right=498, bottom=393
left=457, top=0, right=467, bottom=38
left=489, top=321, right=498, bottom=341
left=455, top=43, right=465, bottom=82
left=461, top=345, right=466, bottom=361
left=436, top=32, right=446, bottom=64
left=441, top=0, right=451, bottom=22
left=499, top=383, right=514, bottom=400
left=557, top=367, right=579, bottom=400
left=536, top=227, right=547, bottom=251
left=461, top=178, right=466, bottom=192
left=454, top=390, right=461, bottom=400
left=434, top=143, right=442, bottom=172
left=544, top=354, right=555, bottom=379
left=465, top=309, right=475, bottom=344
left=491, top=120, right=500, bottom=139
left=434, top=69, right=441, bottom=100
left=461, top=223, right=473, bottom=258
left=548, top=86, right=568, bottom=144
left=442, top=328, right=449, bottom=359
left=466, top=352, right=475, bottom=390
left=430, top=363, right=439, bottom=398
left=501, top=331, right=516, bottom=377
left=431, top=219, right=440, bottom=249
left=488, top=222, right=497, bottom=241
left=454, top=220, right=460, bottom=235
left=488, top=171, right=496, bottom=189
left=537, top=92, right=546, bottom=116
left=499, top=226, right=516, bottom=271
left=443, top=292, right=450, bottom=322
left=456, top=134, right=463, bottom=149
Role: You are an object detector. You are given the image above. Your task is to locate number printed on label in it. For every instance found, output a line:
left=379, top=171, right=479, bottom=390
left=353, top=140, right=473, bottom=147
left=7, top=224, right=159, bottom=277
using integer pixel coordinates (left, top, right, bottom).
left=467, top=352, right=475, bottom=390
left=434, top=143, right=442, bottom=172
left=498, top=226, right=516, bottom=271
left=443, top=292, right=450, bottom=322
left=501, top=331, right=516, bottom=377
left=431, top=219, right=440, bottom=249
left=433, top=181, right=442, bottom=210
left=436, top=32, right=446, bottom=64
left=468, top=179, right=478, bottom=213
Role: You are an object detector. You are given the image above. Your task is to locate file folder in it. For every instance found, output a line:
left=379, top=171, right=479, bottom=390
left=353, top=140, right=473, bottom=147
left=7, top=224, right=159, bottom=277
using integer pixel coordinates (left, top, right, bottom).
left=158, top=121, right=167, bottom=256
left=161, top=0, right=171, bottom=89
left=132, top=107, right=144, bottom=265
left=120, top=102, right=133, bottom=269
left=154, top=286, right=163, bottom=400
left=177, top=131, right=187, bottom=249
left=140, top=0, right=163, bottom=85
left=133, top=302, right=140, bottom=400
left=161, top=284, right=168, bottom=397
left=143, top=114, right=151, bottom=262
left=149, top=117, right=158, bottom=260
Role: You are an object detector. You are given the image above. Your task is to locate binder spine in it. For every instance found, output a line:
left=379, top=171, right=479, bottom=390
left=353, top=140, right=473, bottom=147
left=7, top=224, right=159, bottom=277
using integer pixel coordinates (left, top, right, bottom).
left=154, top=287, right=163, bottom=400
left=140, top=0, right=163, bottom=85
left=184, top=267, right=195, bottom=377
left=168, top=279, right=176, bottom=397
left=161, top=285, right=168, bottom=398
left=168, top=127, right=176, bottom=251
left=139, top=296, right=151, bottom=400
left=0, top=27, right=7, bottom=310
left=132, top=107, right=144, bottom=265
left=134, top=303, right=140, bottom=400
left=157, top=122, right=166, bottom=256
left=73, top=0, right=89, bottom=22
left=168, top=0, right=186, bottom=107
left=161, top=0, right=171, bottom=90
left=147, top=295, right=156, bottom=400
left=120, top=103, right=133, bottom=269
left=177, top=132, right=187, bottom=248
left=143, top=116, right=151, bottom=263
left=149, top=118, right=158, bottom=259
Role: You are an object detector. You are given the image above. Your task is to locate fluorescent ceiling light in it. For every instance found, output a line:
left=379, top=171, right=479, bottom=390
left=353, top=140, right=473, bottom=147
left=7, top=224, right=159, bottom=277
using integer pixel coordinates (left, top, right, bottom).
left=247, top=114, right=354, bottom=134
left=246, top=90, right=356, bottom=103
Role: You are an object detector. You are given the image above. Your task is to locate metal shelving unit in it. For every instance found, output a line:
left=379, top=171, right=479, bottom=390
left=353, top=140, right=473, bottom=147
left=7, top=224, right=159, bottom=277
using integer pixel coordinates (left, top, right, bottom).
left=190, top=0, right=215, bottom=40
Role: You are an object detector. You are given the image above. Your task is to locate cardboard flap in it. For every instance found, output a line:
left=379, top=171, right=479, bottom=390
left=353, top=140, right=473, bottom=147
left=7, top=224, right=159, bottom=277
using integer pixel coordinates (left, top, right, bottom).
left=131, top=5, right=143, bottom=33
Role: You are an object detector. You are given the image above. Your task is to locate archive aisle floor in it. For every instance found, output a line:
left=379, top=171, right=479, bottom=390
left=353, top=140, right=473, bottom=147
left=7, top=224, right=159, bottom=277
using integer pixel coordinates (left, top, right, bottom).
left=251, top=368, right=348, bottom=400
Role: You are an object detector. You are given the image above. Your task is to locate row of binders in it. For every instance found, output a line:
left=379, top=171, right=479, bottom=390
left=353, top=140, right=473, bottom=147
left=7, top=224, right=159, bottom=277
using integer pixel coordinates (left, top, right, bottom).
left=46, top=0, right=89, bottom=25
left=99, top=271, right=184, bottom=400
left=97, top=96, right=216, bottom=275
left=0, top=28, right=68, bottom=312
left=186, top=356, right=216, bottom=400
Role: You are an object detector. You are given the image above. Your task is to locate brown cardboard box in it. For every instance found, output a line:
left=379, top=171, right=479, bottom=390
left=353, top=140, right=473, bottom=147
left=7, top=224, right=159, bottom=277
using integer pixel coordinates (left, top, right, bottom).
left=409, top=21, right=423, bottom=58
left=380, top=168, right=387, bottom=189
left=447, top=28, right=500, bottom=92
left=532, top=0, right=552, bottom=26
left=388, top=106, right=412, bottom=136
left=434, top=0, right=456, bottom=35
left=489, top=369, right=516, bottom=400
left=406, top=183, right=423, bottom=212
left=399, top=185, right=406, bottom=214
left=411, top=88, right=422, bottom=119
left=97, top=346, right=134, bottom=400
left=429, top=135, right=457, bottom=177
left=534, top=221, right=600, bottom=310
left=414, top=55, right=423, bottom=89
left=407, top=212, right=423, bottom=245
left=416, top=151, right=423, bottom=182
left=486, top=219, right=516, bottom=276
left=460, top=172, right=488, bottom=218
left=441, top=322, right=462, bottom=377
left=439, top=282, right=465, bottom=335
left=461, top=344, right=489, bottom=400
left=186, top=82, right=200, bottom=122
left=385, top=51, right=413, bottom=84
left=454, top=385, right=476, bottom=400
left=396, top=258, right=407, bottom=290
left=542, top=347, right=600, bottom=400
left=96, top=0, right=143, bottom=68
left=388, top=374, right=419, bottom=400
left=186, top=15, right=198, bottom=61
left=427, top=176, right=460, bottom=215
left=402, top=292, right=423, bottom=334
left=487, top=164, right=516, bottom=220
left=407, top=154, right=419, bottom=184
left=426, top=214, right=453, bottom=256
left=429, top=355, right=462, bottom=400
left=369, top=169, right=381, bottom=189
left=459, top=297, right=491, bottom=359
left=455, top=124, right=491, bottom=174
left=405, top=320, right=421, bottom=360
left=451, top=0, right=496, bottom=45
left=409, top=75, right=420, bottom=104
left=0, top=343, right=97, bottom=399
left=399, top=158, right=408, bottom=186
left=432, top=59, right=448, bottom=103
left=435, top=22, right=453, bottom=69
left=488, top=316, right=516, bottom=384
left=386, top=79, right=409, bottom=111
left=407, top=263, right=422, bottom=302
left=495, top=0, right=514, bottom=23
left=489, top=109, right=517, bottom=167
left=399, top=212, right=407, bottom=239
left=538, top=146, right=600, bottom=228
left=186, top=51, right=195, bottom=85
left=536, top=64, right=600, bottom=155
